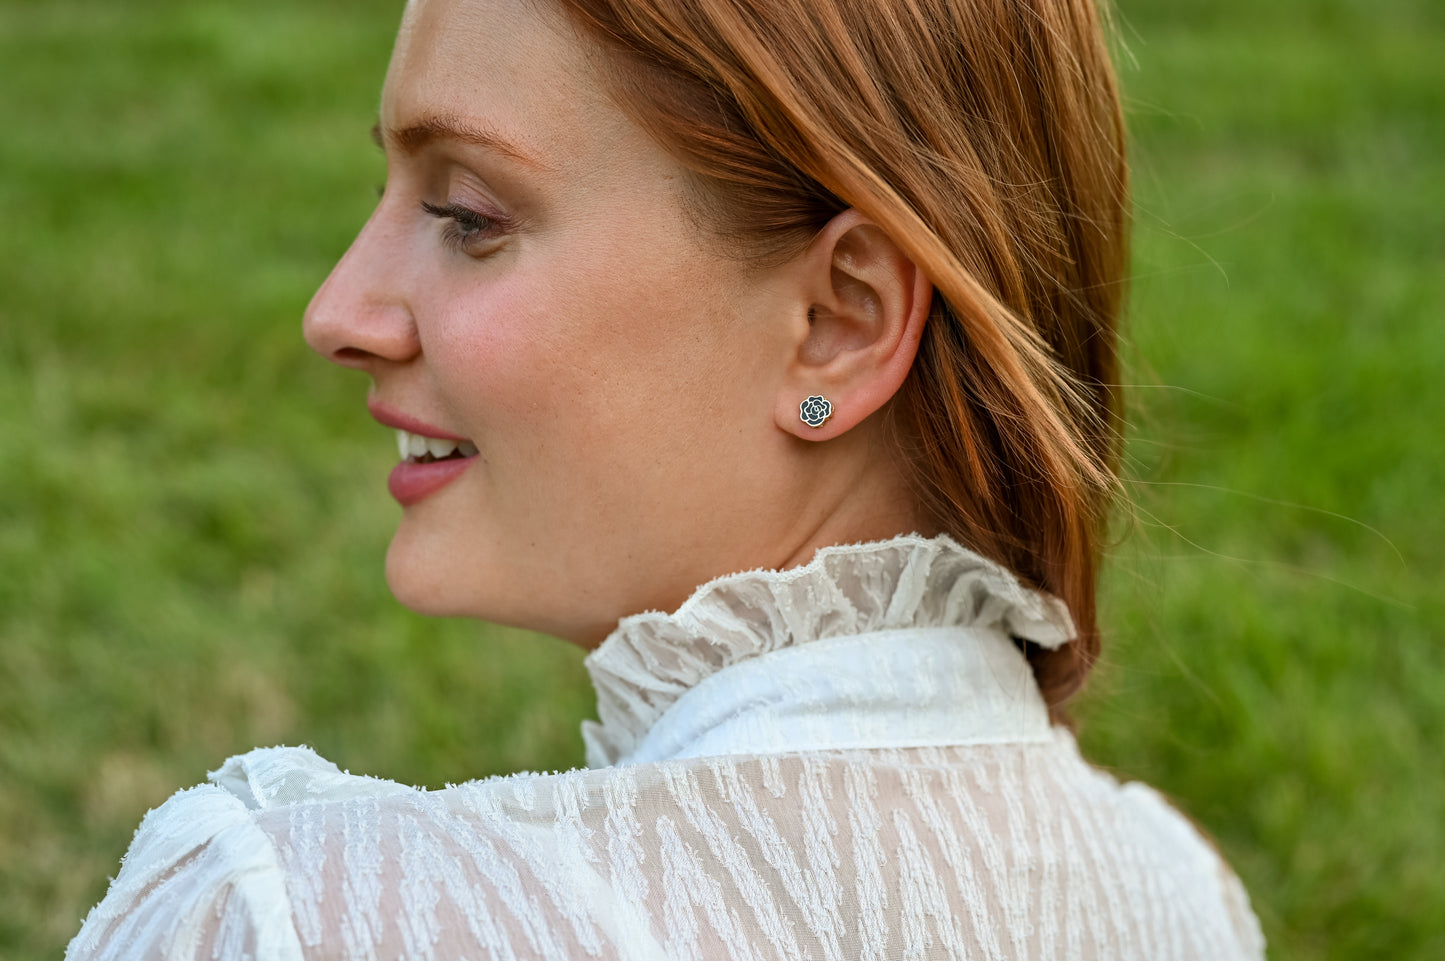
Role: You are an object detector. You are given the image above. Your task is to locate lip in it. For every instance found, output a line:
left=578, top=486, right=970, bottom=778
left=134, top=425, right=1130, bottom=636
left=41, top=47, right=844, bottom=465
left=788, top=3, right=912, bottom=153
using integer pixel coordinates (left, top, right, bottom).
left=368, top=399, right=471, bottom=442
left=387, top=457, right=474, bottom=506
left=369, top=399, right=478, bottom=506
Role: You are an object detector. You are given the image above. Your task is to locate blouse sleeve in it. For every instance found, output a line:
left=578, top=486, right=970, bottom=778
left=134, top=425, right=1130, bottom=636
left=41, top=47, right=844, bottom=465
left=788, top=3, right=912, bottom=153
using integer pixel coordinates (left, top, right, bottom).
left=1119, top=780, right=1267, bottom=961
left=65, top=783, right=305, bottom=961
left=1216, top=855, right=1268, bottom=960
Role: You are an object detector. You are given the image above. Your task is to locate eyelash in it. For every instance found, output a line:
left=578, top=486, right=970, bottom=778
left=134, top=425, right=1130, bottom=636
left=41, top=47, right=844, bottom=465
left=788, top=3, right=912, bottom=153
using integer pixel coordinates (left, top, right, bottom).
left=420, top=201, right=505, bottom=254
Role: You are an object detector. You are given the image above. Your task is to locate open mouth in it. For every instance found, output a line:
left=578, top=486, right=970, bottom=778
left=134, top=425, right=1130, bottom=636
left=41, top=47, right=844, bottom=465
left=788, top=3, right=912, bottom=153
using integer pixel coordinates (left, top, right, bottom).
left=396, top=430, right=479, bottom=464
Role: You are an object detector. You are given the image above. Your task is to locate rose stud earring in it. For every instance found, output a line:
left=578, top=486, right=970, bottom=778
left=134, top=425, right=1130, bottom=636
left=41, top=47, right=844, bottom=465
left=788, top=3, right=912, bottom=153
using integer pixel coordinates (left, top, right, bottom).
left=799, top=395, right=833, bottom=428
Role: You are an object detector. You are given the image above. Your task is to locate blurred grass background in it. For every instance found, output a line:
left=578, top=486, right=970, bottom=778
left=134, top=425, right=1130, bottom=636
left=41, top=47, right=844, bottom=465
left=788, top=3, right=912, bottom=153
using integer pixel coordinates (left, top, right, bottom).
left=0, top=0, right=1440, bottom=956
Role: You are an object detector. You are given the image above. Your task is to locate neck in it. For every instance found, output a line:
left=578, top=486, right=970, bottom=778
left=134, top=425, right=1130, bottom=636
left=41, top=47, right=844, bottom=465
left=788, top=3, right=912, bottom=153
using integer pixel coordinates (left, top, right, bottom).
left=774, top=424, right=931, bottom=571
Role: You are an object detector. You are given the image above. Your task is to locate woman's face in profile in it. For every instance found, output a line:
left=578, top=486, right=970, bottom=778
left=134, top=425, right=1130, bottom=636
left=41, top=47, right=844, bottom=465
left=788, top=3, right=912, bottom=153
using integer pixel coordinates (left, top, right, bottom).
left=304, top=0, right=817, bottom=643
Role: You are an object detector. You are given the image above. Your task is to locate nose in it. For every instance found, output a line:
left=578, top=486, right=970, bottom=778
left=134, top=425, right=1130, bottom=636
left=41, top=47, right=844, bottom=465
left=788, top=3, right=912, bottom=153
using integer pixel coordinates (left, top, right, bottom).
left=303, top=203, right=421, bottom=370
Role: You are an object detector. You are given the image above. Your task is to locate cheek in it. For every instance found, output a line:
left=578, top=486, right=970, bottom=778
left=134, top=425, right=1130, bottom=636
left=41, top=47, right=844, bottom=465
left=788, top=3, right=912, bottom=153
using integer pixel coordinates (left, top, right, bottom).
left=429, top=248, right=749, bottom=435
left=424, top=268, right=573, bottom=426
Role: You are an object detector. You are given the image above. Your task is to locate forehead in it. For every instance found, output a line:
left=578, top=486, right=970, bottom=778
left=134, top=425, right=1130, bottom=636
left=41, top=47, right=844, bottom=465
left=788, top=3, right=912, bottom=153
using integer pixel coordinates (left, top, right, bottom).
left=381, top=0, right=617, bottom=161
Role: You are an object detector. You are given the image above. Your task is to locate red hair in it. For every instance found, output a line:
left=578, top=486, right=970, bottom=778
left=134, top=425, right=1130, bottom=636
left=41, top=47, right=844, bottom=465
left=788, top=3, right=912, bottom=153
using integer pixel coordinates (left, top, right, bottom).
left=555, top=0, right=1129, bottom=718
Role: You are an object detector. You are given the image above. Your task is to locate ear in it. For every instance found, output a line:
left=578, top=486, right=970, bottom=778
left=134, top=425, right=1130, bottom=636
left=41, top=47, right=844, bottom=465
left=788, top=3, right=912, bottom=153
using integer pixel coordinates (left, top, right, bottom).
left=774, top=209, right=932, bottom=440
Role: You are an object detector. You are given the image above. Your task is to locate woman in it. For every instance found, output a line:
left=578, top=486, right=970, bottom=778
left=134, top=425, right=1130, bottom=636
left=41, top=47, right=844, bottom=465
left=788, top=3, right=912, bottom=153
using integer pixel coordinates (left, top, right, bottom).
left=68, top=0, right=1265, bottom=957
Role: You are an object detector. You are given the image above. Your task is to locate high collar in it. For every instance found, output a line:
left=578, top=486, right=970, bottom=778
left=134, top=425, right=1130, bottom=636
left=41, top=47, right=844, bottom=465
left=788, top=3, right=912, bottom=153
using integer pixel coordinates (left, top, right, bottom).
left=581, top=534, right=1074, bottom=768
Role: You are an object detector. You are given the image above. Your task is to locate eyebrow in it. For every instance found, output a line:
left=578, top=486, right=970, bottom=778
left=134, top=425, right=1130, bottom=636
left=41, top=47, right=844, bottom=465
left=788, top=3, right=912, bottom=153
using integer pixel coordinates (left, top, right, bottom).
left=371, top=114, right=550, bottom=170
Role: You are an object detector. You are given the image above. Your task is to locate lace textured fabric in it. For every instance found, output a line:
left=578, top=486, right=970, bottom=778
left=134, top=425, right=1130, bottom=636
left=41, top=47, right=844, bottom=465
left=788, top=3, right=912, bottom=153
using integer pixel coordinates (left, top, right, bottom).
left=67, top=535, right=1266, bottom=960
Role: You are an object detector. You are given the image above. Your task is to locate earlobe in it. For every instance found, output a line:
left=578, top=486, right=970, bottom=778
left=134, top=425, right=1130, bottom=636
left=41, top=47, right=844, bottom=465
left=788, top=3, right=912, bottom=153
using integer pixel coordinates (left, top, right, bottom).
left=776, top=210, right=932, bottom=441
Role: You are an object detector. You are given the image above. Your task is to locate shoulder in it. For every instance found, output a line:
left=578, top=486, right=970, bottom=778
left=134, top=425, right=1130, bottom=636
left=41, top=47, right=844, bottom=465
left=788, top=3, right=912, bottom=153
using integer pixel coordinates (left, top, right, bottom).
left=66, top=745, right=419, bottom=961
left=1113, top=778, right=1268, bottom=959
left=67, top=746, right=660, bottom=961
left=207, top=743, right=416, bottom=809
left=1043, top=732, right=1268, bottom=960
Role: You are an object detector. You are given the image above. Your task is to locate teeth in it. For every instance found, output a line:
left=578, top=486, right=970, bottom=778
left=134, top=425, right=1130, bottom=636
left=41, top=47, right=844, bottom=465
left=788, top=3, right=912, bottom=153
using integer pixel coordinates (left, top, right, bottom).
left=394, top=429, right=476, bottom=461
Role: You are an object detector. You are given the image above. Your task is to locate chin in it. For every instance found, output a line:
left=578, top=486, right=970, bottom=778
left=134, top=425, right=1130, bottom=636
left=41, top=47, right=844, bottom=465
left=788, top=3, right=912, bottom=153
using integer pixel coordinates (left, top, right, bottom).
left=383, top=534, right=481, bottom=619
left=382, top=533, right=612, bottom=646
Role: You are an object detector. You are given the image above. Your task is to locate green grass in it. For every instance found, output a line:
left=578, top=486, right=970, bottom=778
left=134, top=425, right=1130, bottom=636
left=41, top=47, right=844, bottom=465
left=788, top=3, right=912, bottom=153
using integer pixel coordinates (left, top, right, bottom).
left=1, top=0, right=1440, bottom=957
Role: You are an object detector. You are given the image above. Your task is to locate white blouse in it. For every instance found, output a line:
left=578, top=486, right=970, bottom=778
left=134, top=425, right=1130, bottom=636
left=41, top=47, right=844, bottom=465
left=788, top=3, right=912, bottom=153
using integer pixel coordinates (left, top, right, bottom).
left=67, top=534, right=1265, bottom=960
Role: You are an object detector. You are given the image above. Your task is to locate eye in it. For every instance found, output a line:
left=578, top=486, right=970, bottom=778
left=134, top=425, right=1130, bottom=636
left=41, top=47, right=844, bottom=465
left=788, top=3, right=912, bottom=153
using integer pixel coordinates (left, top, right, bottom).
left=420, top=201, right=506, bottom=256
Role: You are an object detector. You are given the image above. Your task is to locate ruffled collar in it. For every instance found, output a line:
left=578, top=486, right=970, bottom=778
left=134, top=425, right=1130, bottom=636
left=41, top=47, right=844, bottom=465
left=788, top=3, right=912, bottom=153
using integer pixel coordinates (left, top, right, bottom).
left=581, top=533, right=1074, bottom=767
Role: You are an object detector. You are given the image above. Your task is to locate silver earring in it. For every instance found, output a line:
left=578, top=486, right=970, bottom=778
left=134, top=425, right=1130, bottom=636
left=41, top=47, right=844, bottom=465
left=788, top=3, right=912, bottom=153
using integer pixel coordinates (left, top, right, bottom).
left=799, top=395, right=833, bottom=428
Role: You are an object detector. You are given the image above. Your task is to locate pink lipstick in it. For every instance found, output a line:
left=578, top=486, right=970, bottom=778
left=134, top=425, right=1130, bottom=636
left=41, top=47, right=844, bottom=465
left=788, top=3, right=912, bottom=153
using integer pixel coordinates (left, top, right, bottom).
left=369, top=400, right=478, bottom=506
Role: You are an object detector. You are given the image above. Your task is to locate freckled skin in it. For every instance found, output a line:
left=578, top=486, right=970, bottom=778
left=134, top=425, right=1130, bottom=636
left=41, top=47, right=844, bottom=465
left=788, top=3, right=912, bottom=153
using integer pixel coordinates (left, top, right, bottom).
left=303, top=0, right=924, bottom=645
